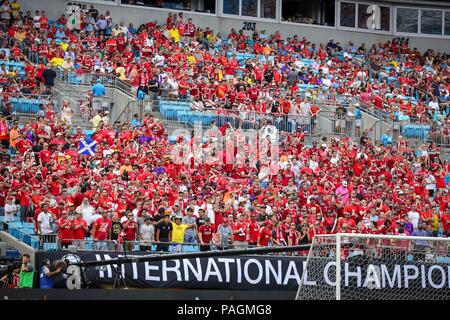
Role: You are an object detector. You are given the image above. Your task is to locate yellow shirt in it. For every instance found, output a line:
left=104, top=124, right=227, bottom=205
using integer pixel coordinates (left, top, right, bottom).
left=187, top=55, right=196, bottom=64
left=115, top=67, right=126, bottom=80
left=50, top=57, right=64, bottom=67
left=171, top=222, right=188, bottom=243
left=206, top=33, right=215, bottom=43
left=60, top=42, right=69, bottom=51
left=11, top=2, right=20, bottom=15
left=92, top=114, right=102, bottom=130
left=431, top=214, right=439, bottom=231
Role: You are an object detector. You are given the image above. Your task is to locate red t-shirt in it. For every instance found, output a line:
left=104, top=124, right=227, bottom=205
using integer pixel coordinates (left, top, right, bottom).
left=258, top=227, right=271, bottom=246
left=232, top=221, right=247, bottom=242
left=123, top=219, right=138, bottom=241
left=248, top=221, right=260, bottom=243
left=199, top=224, right=213, bottom=243
left=57, top=218, right=73, bottom=242
left=71, top=218, right=87, bottom=240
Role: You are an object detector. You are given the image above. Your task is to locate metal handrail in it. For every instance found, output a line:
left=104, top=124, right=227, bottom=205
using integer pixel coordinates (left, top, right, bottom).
left=114, top=99, right=138, bottom=124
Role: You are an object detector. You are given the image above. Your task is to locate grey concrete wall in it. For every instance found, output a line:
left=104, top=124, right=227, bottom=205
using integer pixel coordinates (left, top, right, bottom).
left=21, top=0, right=450, bottom=53
left=0, top=232, right=36, bottom=265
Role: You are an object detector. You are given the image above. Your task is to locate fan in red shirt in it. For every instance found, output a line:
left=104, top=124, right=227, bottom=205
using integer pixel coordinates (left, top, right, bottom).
left=232, top=213, right=248, bottom=248
left=198, top=217, right=213, bottom=251
left=121, top=211, right=138, bottom=252
left=257, top=220, right=273, bottom=247
left=92, top=211, right=112, bottom=247
left=247, top=213, right=261, bottom=246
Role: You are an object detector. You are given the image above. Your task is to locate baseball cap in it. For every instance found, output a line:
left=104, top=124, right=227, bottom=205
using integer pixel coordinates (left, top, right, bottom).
left=342, top=181, right=348, bottom=186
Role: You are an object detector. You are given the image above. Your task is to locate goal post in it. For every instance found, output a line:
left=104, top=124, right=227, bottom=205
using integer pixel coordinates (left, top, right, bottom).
left=296, top=233, right=450, bottom=300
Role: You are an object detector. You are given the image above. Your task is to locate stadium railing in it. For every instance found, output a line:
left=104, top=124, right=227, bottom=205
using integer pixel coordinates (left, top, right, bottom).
left=56, top=69, right=136, bottom=97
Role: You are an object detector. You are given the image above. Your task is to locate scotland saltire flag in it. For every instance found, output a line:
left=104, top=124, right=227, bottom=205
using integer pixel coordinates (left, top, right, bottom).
left=78, top=138, right=97, bottom=156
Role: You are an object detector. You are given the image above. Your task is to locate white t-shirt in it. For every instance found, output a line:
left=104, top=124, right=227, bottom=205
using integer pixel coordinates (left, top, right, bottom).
left=299, top=102, right=311, bottom=117
left=37, top=212, right=53, bottom=235
left=4, top=204, right=18, bottom=222
left=33, top=15, right=41, bottom=29
left=407, top=211, right=421, bottom=229
left=428, top=101, right=439, bottom=111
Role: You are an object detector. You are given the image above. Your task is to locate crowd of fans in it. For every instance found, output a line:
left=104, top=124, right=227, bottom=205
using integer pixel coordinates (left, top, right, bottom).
left=0, top=1, right=450, bottom=254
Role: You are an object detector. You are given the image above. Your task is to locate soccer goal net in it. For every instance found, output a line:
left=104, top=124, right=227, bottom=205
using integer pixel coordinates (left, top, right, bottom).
left=295, top=233, right=450, bottom=300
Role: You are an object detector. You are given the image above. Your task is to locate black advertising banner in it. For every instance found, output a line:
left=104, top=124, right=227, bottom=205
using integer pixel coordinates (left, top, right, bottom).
left=35, top=251, right=450, bottom=298
left=35, top=251, right=306, bottom=290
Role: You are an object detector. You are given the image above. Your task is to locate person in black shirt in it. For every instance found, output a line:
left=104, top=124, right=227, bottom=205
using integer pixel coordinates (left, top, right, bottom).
left=153, top=207, right=165, bottom=224
left=88, top=4, right=99, bottom=20
left=196, top=208, right=206, bottom=228
left=147, top=76, right=159, bottom=101
left=155, top=214, right=172, bottom=252
left=264, top=67, right=274, bottom=83
left=42, top=63, right=57, bottom=88
left=110, top=212, right=124, bottom=250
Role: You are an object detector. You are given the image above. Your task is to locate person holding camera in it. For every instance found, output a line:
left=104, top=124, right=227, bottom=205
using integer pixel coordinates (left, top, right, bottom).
left=0, top=263, right=20, bottom=288
left=40, top=258, right=62, bottom=289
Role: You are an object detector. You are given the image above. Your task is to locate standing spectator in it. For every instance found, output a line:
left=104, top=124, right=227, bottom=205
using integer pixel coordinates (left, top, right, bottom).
left=182, top=207, right=197, bottom=244
left=411, top=223, right=431, bottom=261
left=76, top=198, right=95, bottom=228
left=139, top=216, right=154, bottom=251
left=18, top=186, right=31, bottom=223
left=37, top=203, right=54, bottom=249
left=120, top=210, right=138, bottom=252
left=172, top=215, right=196, bottom=253
left=91, top=209, right=112, bottom=251
left=71, top=211, right=88, bottom=250
left=198, top=217, right=213, bottom=251
left=407, top=204, right=421, bottom=230
left=353, top=103, right=363, bottom=137
left=90, top=78, right=106, bottom=97
left=232, top=213, right=248, bottom=249
left=155, top=214, right=172, bottom=252
left=257, top=220, right=273, bottom=247
left=381, top=128, right=393, bottom=146
left=19, top=254, right=34, bottom=288
left=216, top=217, right=233, bottom=250
left=110, top=212, right=123, bottom=250
left=0, top=0, right=11, bottom=21
left=4, top=196, right=18, bottom=230
left=56, top=211, right=72, bottom=249
left=42, top=63, right=57, bottom=89
left=440, top=206, right=450, bottom=237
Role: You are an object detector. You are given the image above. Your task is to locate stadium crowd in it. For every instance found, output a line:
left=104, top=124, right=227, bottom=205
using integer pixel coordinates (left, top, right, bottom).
left=0, top=1, right=449, bottom=254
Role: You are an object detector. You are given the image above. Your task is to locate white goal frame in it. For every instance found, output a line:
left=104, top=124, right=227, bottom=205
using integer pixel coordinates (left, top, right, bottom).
left=296, top=233, right=450, bottom=300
